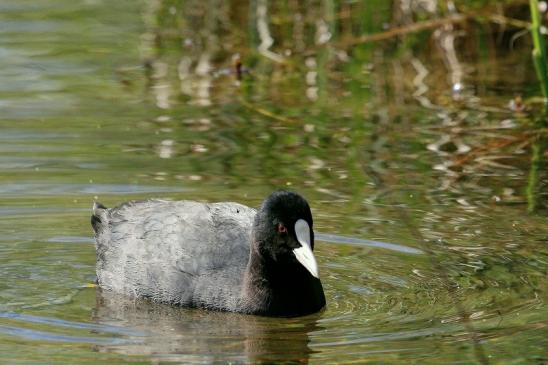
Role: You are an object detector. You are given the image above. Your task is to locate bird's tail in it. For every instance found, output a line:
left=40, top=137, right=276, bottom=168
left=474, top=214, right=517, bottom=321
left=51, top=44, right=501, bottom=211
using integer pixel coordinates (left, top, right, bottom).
left=91, top=201, right=108, bottom=234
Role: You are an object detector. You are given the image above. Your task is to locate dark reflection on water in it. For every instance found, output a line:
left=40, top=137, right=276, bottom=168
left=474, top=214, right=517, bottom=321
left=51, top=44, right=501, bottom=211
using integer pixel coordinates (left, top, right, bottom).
left=93, top=290, right=321, bottom=365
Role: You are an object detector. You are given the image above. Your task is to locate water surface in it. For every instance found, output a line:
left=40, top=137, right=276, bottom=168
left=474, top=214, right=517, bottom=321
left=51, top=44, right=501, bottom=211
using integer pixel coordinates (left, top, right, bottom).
left=1, top=1, right=546, bottom=364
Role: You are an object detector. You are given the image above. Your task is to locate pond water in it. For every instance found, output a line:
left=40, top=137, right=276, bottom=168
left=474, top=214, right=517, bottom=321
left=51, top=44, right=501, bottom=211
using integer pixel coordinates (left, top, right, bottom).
left=1, top=0, right=546, bottom=364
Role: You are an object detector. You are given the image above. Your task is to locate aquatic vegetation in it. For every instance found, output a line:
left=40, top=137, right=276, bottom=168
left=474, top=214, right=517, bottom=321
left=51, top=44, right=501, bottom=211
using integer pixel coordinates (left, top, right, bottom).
left=529, top=0, right=548, bottom=101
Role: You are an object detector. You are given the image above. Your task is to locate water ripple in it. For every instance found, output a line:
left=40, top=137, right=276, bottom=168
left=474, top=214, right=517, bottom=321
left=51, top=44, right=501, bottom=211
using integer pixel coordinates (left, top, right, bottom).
left=316, top=233, right=423, bottom=254
left=0, top=183, right=187, bottom=195
left=0, top=324, right=135, bottom=345
left=0, top=312, right=144, bottom=337
left=47, top=236, right=95, bottom=244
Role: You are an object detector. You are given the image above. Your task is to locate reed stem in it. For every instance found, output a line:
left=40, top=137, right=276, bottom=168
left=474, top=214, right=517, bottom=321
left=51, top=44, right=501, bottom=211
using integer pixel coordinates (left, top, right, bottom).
left=529, top=0, right=548, bottom=104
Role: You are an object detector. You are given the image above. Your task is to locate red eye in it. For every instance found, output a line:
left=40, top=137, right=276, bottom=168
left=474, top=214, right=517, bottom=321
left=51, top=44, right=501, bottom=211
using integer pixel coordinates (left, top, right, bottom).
left=277, top=223, right=287, bottom=233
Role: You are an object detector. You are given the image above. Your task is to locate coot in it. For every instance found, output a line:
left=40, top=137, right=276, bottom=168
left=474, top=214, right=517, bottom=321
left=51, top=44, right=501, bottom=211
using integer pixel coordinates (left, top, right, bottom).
left=91, top=191, right=325, bottom=317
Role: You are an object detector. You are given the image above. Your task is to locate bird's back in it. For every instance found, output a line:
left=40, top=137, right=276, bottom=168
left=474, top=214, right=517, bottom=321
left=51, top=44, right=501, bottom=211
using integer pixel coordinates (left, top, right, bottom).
left=92, top=199, right=256, bottom=310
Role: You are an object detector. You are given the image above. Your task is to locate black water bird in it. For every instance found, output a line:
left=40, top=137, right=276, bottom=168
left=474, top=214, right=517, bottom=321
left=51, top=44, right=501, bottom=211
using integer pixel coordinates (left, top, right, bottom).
left=91, top=191, right=325, bottom=317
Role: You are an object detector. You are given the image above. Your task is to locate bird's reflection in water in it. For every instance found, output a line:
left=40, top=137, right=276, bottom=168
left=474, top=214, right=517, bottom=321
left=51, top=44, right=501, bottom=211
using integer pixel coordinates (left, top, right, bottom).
left=92, top=289, right=322, bottom=364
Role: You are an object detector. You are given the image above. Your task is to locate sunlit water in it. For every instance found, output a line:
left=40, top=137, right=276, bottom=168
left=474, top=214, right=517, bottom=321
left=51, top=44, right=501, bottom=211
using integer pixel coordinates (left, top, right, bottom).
left=1, top=1, right=546, bottom=364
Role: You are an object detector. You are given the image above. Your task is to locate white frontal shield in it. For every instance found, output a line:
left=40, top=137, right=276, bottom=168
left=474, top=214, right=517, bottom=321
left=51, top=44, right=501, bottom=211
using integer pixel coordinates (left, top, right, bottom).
left=293, top=219, right=319, bottom=278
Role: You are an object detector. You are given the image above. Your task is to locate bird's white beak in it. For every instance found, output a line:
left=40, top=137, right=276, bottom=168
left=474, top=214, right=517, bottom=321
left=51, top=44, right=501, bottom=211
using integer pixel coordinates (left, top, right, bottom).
left=293, top=219, right=319, bottom=278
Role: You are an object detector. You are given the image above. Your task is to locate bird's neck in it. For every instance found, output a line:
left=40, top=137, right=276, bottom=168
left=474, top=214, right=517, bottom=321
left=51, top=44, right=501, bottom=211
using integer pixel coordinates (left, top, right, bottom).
left=241, top=243, right=325, bottom=316
left=242, top=244, right=274, bottom=295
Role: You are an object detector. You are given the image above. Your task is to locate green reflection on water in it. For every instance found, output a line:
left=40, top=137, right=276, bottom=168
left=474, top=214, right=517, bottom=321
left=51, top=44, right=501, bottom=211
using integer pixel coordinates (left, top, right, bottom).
left=0, top=0, right=546, bottom=364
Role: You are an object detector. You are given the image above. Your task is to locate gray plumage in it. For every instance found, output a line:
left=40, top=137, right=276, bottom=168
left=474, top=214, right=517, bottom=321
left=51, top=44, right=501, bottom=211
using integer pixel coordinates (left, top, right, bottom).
left=93, top=200, right=254, bottom=311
